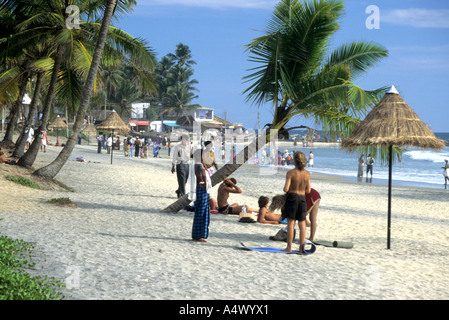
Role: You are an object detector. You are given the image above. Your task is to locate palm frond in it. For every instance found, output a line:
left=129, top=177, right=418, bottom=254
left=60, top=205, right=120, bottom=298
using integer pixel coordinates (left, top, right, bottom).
left=326, top=41, right=388, bottom=79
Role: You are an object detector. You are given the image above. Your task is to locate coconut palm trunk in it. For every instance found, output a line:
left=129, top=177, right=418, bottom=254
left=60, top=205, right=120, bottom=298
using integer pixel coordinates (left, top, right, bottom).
left=18, top=44, right=66, bottom=167
left=33, top=0, right=118, bottom=178
left=3, top=72, right=28, bottom=143
left=13, top=71, right=44, bottom=158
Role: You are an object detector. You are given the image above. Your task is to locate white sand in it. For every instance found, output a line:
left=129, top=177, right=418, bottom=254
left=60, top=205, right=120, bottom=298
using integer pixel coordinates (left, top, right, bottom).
left=1, top=140, right=448, bottom=300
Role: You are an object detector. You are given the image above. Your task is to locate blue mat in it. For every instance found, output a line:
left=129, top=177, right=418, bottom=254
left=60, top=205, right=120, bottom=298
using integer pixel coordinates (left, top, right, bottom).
left=240, top=241, right=316, bottom=255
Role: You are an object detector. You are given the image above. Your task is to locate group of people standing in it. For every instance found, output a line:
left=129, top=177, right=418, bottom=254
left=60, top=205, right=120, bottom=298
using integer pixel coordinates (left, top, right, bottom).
left=358, top=153, right=375, bottom=182
left=24, top=126, right=49, bottom=152
left=96, top=133, right=120, bottom=154
left=96, top=133, right=171, bottom=159
left=170, top=135, right=319, bottom=253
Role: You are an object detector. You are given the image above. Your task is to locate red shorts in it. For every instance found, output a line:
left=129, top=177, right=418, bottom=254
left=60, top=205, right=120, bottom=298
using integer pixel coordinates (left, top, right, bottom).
left=306, top=189, right=321, bottom=213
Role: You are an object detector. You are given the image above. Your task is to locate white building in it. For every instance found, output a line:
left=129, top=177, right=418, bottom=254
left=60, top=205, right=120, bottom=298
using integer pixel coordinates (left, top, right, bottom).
left=131, top=102, right=150, bottom=119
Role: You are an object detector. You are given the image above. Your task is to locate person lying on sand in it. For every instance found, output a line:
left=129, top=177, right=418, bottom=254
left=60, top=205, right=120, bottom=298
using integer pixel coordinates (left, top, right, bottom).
left=269, top=188, right=321, bottom=242
left=257, top=196, right=281, bottom=224
left=217, top=178, right=257, bottom=214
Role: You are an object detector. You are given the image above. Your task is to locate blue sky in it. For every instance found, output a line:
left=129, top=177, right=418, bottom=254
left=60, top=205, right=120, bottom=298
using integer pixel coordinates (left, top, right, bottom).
left=116, top=0, right=449, bottom=132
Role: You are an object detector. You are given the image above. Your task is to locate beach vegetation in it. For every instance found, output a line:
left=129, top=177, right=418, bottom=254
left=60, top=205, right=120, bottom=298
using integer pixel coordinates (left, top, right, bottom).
left=46, top=197, right=71, bottom=203
left=0, top=227, right=64, bottom=300
left=5, top=174, right=40, bottom=189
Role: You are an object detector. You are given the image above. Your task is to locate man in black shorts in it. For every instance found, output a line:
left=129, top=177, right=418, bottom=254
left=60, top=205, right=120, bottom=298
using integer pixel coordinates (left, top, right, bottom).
left=282, top=151, right=311, bottom=253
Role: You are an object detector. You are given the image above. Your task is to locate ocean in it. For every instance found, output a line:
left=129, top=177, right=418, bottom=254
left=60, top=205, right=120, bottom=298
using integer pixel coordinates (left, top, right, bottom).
left=247, top=132, right=449, bottom=190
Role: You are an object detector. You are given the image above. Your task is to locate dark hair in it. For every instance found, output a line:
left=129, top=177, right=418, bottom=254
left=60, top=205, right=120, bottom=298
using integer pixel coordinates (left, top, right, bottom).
left=204, top=141, right=212, bottom=147
left=229, top=177, right=237, bottom=184
left=258, top=196, right=269, bottom=208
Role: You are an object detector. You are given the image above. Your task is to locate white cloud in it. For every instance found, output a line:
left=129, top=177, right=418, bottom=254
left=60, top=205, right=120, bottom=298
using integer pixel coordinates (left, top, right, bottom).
left=137, top=0, right=277, bottom=9
left=382, top=8, right=449, bottom=28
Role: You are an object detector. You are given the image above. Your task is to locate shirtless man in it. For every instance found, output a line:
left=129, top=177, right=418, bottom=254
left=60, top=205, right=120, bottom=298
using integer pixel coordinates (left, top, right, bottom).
left=282, top=151, right=311, bottom=253
left=217, top=178, right=257, bottom=214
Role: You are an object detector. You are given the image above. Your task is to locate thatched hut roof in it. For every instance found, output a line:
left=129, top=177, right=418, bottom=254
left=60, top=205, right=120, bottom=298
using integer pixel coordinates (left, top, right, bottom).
left=81, top=124, right=97, bottom=136
left=96, top=111, right=130, bottom=134
left=341, top=86, right=445, bottom=151
left=48, top=116, right=67, bottom=130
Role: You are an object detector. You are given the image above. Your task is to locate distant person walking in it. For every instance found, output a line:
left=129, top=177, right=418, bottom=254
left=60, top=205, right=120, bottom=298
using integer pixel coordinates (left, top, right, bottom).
left=134, top=137, right=141, bottom=157
left=107, top=134, right=112, bottom=154
left=40, top=130, right=47, bottom=153
left=26, top=126, right=34, bottom=150
left=97, top=134, right=103, bottom=153
left=171, top=135, right=192, bottom=198
left=308, top=151, right=314, bottom=167
left=366, top=154, right=375, bottom=182
left=442, top=159, right=449, bottom=189
left=357, top=154, right=364, bottom=179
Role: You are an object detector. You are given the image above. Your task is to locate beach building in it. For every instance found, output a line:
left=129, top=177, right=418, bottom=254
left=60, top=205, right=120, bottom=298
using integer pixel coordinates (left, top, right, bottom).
left=109, top=102, right=242, bottom=140
left=175, top=107, right=244, bottom=134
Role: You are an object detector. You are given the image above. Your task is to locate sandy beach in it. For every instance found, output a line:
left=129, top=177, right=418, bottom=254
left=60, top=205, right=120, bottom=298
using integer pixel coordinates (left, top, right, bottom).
left=1, top=139, right=448, bottom=300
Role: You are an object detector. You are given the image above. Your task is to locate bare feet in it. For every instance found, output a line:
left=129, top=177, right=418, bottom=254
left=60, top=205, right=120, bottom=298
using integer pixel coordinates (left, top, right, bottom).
left=192, top=238, right=207, bottom=243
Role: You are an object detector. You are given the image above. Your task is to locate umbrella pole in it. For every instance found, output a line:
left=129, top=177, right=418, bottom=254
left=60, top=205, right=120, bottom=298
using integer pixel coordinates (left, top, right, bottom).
left=111, top=130, right=114, bottom=164
left=387, top=144, right=393, bottom=249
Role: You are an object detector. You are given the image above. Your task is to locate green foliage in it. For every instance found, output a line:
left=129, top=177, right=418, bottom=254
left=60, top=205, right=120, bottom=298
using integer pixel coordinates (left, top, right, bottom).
left=46, top=197, right=71, bottom=204
left=149, top=43, right=200, bottom=120
left=243, top=0, right=388, bottom=134
left=243, top=0, right=396, bottom=162
left=5, top=175, right=40, bottom=189
left=0, top=228, right=64, bottom=300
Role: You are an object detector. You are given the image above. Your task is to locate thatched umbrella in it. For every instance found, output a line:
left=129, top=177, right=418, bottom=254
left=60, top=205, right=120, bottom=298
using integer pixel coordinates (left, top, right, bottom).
left=341, top=85, right=445, bottom=249
left=81, top=124, right=97, bottom=145
left=48, top=116, right=67, bottom=145
left=96, top=110, right=129, bottom=164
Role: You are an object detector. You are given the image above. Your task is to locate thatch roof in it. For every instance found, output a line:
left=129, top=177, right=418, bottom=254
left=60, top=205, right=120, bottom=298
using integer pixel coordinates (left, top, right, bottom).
left=341, top=86, right=445, bottom=151
left=81, top=124, right=97, bottom=136
left=48, top=116, right=67, bottom=130
left=96, top=111, right=130, bottom=134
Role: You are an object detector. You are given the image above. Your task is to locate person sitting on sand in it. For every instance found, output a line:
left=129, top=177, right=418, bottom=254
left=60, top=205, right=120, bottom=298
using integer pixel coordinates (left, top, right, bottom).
left=217, top=178, right=257, bottom=214
left=0, top=151, right=10, bottom=164
left=257, top=196, right=281, bottom=224
left=269, top=188, right=321, bottom=242
left=210, top=197, right=218, bottom=212
left=0, top=151, right=17, bottom=165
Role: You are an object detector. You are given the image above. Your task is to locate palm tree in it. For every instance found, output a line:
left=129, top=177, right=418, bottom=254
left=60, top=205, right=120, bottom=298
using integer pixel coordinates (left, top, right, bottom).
left=162, top=0, right=388, bottom=212
left=167, top=43, right=197, bottom=68
left=109, top=78, right=141, bottom=118
left=150, top=44, right=199, bottom=121
left=33, top=0, right=154, bottom=178
left=0, top=0, right=155, bottom=170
